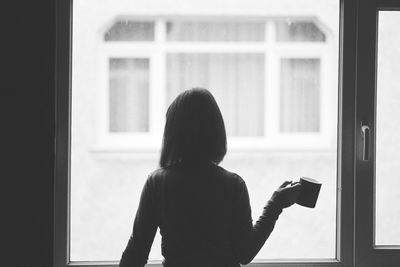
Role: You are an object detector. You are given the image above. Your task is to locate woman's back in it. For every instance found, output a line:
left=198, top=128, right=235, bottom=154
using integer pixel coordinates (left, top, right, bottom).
left=155, top=162, right=242, bottom=266
left=119, top=161, right=287, bottom=267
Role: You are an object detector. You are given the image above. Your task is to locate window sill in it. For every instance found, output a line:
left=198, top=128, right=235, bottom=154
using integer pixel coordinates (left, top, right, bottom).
left=66, top=258, right=343, bottom=267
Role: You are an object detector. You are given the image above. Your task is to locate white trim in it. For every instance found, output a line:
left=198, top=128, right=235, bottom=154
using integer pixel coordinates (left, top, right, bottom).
left=98, top=50, right=155, bottom=147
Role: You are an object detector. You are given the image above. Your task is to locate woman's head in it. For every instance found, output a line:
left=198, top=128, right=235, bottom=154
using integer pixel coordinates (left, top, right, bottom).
left=159, top=88, right=227, bottom=167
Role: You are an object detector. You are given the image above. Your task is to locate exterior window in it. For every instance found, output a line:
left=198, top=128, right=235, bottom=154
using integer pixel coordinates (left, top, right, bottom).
left=109, top=58, right=150, bottom=133
left=280, top=58, right=320, bottom=132
left=101, top=19, right=331, bottom=148
left=276, top=21, right=326, bottom=42
left=166, top=53, right=265, bottom=136
left=104, top=21, right=155, bottom=41
left=166, top=21, right=265, bottom=42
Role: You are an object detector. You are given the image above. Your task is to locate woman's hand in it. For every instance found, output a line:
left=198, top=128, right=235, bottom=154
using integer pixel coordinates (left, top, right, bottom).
left=271, top=181, right=302, bottom=209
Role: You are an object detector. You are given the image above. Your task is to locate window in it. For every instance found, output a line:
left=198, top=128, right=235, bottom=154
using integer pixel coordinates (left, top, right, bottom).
left=54, top=0, right=400, bottom=266
left=166, top=53, right=265, bottom=136
left=105, top=21, right=155, bottom=41
left=375, top=11, right=400, bottom=246
left=280, top=58, right=321, bottom=133
left=353, top=4, right=400, bottom=266
left=109, top=58, right=150, bottom=133
left=276, top=21, right=326, bottom=42
left=99, top=18, right=334, bottom=150
left=66, top=0, right=339, bottom=264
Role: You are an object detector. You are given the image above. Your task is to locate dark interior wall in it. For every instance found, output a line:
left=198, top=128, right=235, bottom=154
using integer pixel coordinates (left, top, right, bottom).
left=4, top=1, right=55, bottom=267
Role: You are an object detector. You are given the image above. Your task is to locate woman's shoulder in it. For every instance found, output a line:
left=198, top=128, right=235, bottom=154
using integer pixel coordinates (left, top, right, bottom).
left=213, top=164, right=245, bottom=185
left=146, top=167, right=172, bottom=181
left=145, top=163, right=183, bottom=183
left=147, top=162, right=244, bottom=185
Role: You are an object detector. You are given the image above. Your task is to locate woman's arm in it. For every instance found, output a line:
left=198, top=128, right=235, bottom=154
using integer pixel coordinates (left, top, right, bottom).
left=119, top=177, right=158, bottom=267
left=231, top=178, right=301, bottom=265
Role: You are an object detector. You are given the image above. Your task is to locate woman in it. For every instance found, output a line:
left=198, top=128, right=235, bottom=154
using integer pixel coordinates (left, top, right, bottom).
left=119, top=88, right=302, bottom=267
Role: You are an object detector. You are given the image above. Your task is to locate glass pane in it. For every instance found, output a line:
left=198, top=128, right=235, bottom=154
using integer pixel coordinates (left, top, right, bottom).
left=280, top=58, right=320, bottom=132
left=71, top=0, right=339, bottom=262
left=104, top=21, right=154, bottom=41
left=375, top=11, right=400, bottom=246
left=109, top=58, right=149, bottom=132
left=166, top=21, right=265, bottom=42
left=276, top=21, right=326, bottom=42
left=166, top=53, right=264, bottom=136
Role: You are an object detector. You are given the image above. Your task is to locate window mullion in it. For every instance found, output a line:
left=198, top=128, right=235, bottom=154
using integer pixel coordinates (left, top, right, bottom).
left=265, top=20, right=279, bottom=141
left=335, top=0, right=357, bottom=265
left=150, top=19, right=167, bottom=140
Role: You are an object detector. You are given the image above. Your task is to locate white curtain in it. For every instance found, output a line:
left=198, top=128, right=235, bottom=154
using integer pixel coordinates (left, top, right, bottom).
left=280, top=58, right=320, bottom=132
left=167, top=53, right=264, bottom=136
left=109, top=58, right=149, bottom=132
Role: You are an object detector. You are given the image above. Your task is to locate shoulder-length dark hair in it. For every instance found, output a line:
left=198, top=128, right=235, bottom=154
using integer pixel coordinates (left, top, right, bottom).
left=159, top=88, right=227, bottom=167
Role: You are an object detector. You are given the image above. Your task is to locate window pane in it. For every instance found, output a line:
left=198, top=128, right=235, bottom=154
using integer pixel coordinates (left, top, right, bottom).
left=280, top=58, right=320, bottom=132
left=109, top=58, right=149, bottom=132
left=167, top=53, right=264, bottom=136
left=276, top=21, right=326, bottom=42
left=104, top=21, right=154, bottom=41
left=166, top=21, right=265, bottom=42
left=71, top=0, right=339, bottom=262
left=375, top=11, right=400, bottom=246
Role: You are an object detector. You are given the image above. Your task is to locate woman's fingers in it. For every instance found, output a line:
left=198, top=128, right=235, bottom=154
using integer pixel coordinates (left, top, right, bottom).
left=273, top=182, right=303, bottom=209
left=279, top=181, right=293, bottom=189
left=291, top=183, right=302, bottom=197
left=284, top=183, right=302, bottom=200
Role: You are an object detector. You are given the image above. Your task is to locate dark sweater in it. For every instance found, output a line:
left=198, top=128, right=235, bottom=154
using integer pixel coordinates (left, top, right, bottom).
left=119, top=162, right=283, bottom=267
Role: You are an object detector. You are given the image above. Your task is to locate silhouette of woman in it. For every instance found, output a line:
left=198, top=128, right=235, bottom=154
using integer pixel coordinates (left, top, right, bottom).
left=119, top=88, right=302, bottom=267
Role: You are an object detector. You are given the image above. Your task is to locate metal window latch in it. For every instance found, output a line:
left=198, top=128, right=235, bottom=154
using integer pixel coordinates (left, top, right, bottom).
left=361, top=121, right=370, bottom=161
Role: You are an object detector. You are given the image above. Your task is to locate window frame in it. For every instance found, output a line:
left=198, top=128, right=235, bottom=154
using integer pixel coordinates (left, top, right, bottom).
left=354, top=0, right=400, bottom=266
left=95, top=17, right=335, bottom=152
left=54, top=0, right=357, bottom=266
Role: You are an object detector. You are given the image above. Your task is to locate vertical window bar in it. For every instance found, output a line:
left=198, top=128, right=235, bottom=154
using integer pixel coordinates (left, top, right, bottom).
left=151, top=20, right=167, bottom=137
left=265, top=20, right=279, bottom=139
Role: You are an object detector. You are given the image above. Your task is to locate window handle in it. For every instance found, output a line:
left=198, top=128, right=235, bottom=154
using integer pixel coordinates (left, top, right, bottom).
left=361, top=121, right=370, bottom=161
